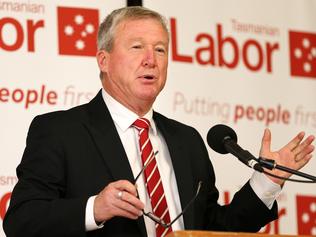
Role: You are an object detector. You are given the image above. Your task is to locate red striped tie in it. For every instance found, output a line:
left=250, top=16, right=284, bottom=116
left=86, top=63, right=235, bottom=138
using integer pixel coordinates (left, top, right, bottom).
left=133, top=118, right=172, bottom=237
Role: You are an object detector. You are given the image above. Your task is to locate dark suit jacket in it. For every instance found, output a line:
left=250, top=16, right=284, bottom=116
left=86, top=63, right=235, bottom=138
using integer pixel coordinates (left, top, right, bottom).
left=3, top=90, right=278, bottom=237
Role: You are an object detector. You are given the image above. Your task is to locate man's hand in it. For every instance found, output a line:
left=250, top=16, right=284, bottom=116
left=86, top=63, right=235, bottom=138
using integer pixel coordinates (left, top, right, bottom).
left=259, top=128, right=315, bottom=185
left=93, top=180, right=144, bottom=223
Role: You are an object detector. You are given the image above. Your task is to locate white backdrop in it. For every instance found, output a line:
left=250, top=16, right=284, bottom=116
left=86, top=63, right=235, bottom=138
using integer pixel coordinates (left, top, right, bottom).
left=1, top=0, right=316, bottom=235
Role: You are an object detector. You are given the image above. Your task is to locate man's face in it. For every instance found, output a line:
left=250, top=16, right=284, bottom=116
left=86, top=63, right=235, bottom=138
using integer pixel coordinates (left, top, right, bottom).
left=99, top=18, right=169, bottom=112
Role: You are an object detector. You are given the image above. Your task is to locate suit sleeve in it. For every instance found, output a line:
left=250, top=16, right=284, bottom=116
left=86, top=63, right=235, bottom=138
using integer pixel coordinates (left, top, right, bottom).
left=3, top=115, right=88, bottom=237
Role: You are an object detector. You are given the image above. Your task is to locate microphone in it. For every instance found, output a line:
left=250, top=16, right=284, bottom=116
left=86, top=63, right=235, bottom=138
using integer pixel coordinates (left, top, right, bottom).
left=207, top=124, right=264, bottom=172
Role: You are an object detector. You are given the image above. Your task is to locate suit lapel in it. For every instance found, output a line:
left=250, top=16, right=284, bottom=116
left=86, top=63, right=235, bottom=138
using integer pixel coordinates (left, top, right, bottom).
left=84, top=90, right=134, bottom=182
left=83, top=90, right=147, bottom=237
left=154, top=112, right=195, bottom=230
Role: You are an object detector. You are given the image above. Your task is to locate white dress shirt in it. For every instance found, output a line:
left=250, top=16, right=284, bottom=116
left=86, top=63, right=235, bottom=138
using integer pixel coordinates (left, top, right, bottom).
left=85, top=89, right=281, bottom=235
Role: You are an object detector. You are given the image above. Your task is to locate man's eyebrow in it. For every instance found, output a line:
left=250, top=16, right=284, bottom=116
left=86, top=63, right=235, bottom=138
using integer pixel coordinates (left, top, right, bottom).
left=155, top=41, right=168, bottom=47
left=128, top=38, right=168, bottom=46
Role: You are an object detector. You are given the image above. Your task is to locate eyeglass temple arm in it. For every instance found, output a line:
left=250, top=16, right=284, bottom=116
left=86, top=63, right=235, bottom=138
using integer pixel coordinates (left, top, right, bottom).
left=134, top=150, right=159, bottom=183
left=163, top=181, right=203, bottom=228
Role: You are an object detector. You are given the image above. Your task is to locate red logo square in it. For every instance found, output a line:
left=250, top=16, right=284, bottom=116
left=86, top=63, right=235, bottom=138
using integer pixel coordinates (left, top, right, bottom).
left=296, top=195, right=316, bottom=235
left=57, top=6, right=99, bottom=57
left=289, top=31, right=316, bottom=79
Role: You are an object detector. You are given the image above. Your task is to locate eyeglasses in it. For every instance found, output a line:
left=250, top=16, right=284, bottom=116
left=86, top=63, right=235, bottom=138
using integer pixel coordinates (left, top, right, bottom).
left=134, top=151, right=203, bottom=228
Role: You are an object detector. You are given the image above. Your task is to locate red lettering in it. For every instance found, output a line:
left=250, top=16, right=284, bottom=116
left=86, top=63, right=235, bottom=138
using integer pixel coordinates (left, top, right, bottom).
left=243, top=40, right=263, bottom=71
left=169, top=18, right=280, bottom=73
left=256, top=107, right=265, bottom=121
left=234, top=104, right=291, bottom=126
left=223, top=191, right=230, bottom=205
left=246, top=106, right=255, bottom=120
left=0, top=88, right=9, bottom=102
left=218, top=24, right=239, bottom=68
left=0, top=85, right=58, bottom=109
left=25, top=89, right=38, bottom=109
left=261, top=223, right=271, bottom=234
left=27, top=19, right=44, bottom=52
left=0, top=17, right=24, bottom=51
left=0, top=17, right=44, bottom=52
left=266, top=108, right=277, bottom=125
left=282, top=110, right=290, bottom=124
left=195, top=33, right=215, bottom=65
left=170, top=18, right=193, bottom=63
left=266, top=42, right=279, bottom=73
left=39, top=84, right=46, bottom=103
left=47, top=91, right=58, bottom=105
left=0, top=192, right=11, bottom=220
left=234, top=105, right=244, bottom=123
left=12, top=89, right=24, bottom=103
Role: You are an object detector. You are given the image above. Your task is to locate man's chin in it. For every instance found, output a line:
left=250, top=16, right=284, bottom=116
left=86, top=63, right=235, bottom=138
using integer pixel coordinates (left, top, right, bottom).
left=135, top=94, right=157, bottom=105
left=136, top=89, right=160, bottom=101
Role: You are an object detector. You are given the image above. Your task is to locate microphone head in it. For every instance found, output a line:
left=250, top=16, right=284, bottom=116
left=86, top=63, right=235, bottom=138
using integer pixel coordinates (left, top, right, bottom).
left=207, top=124, right=238, bottom=154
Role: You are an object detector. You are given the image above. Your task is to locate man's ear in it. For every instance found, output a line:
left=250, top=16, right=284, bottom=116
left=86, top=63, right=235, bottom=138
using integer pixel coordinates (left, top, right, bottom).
left=96, top=50, right=109, bottom=73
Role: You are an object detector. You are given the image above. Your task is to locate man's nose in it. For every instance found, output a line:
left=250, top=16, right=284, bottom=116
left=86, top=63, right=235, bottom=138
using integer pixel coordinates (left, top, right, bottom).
left=141, top=48, right=157, bottom=67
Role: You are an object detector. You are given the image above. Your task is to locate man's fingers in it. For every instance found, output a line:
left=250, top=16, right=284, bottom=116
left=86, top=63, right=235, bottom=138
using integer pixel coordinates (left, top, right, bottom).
left=294, top=144, right=315, bottom=162
left=113, top=194, right=143, bottom=217
left=284, top=132, right=305, bottom=151
left=295, top=154, right=313, bottom=170
left=260, top=128, right=271, bottom=156
left=112, top=180, right=138, bottom=197
left=110, top=185, right=144, bottom=219
left=94, top=180, right=144, bottom=222
left=111, top=180, right=144, bottom=211
left=116, top=190, right=144, bottom=210
left=292, top=135, right=315, bottom=156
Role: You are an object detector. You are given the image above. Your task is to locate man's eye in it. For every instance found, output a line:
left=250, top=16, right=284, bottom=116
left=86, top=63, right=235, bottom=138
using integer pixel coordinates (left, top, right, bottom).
left=156, top=48, right=165, bottom=53
left=132, top=45, right=142, bottom=49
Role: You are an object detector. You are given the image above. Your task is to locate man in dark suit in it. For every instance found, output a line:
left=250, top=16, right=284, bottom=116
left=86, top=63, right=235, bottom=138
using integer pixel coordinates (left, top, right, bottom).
left=3, top=6, right=314, bottom=237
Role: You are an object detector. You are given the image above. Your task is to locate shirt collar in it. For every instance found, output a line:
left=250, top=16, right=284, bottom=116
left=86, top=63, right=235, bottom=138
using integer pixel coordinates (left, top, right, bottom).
left=101, top=88, right=157, bottom=135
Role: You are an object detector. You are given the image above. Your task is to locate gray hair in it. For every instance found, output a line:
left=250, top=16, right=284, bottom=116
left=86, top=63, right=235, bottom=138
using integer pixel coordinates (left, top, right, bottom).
left=97, top=6, right=169, bottom=52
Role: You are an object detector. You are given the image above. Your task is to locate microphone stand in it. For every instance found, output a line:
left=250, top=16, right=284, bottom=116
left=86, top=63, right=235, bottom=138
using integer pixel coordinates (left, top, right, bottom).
left=257, top=157, right=316, bottom=182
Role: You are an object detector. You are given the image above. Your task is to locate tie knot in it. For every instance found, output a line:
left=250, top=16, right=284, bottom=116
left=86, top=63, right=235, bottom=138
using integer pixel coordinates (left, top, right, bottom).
left=133, top=118, right=150, bottom=130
